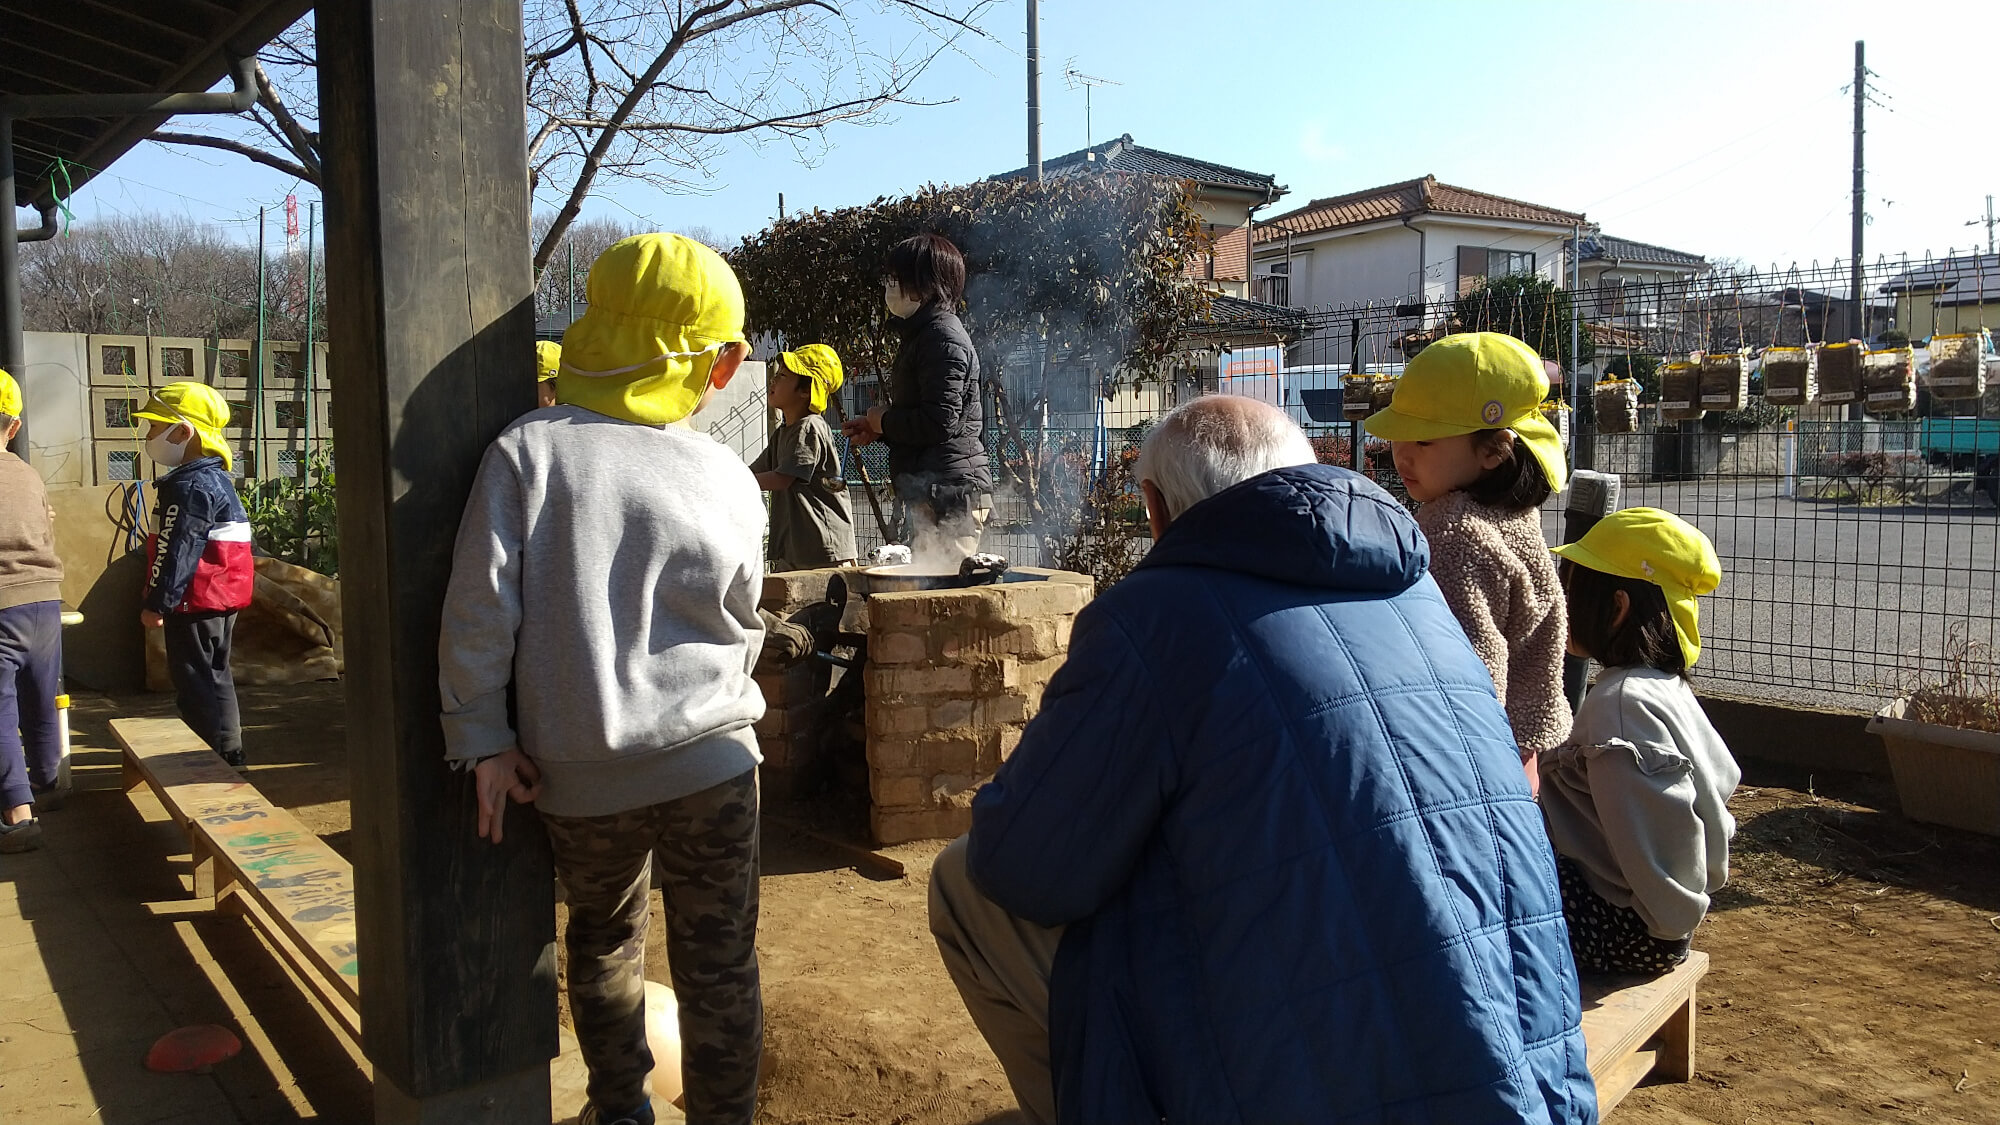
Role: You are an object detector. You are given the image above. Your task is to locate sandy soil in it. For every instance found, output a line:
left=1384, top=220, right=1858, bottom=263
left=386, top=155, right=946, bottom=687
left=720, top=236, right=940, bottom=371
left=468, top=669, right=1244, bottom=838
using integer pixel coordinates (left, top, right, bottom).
left=69, top=685, right=2000, bottom=1124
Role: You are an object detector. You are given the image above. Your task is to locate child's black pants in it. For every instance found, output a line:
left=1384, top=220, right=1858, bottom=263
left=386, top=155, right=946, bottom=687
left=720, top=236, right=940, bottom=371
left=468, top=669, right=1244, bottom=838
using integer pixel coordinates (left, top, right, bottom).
left=165, top=611, right=242, bottom=762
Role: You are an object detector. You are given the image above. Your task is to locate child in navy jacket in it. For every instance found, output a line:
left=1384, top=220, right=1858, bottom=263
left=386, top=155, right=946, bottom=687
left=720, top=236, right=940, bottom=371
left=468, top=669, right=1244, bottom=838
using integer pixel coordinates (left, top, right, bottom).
left=136, top=384, right=255, bottom=770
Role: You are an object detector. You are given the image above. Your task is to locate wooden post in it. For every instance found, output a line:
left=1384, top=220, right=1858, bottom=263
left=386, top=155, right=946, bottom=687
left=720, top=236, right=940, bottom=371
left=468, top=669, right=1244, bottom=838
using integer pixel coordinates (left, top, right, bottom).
left=1657, top=995, right=1698, bottom=1083
left=317, top=2, right=556, bottom=1120
left=191, top=836, right=221, bottom=902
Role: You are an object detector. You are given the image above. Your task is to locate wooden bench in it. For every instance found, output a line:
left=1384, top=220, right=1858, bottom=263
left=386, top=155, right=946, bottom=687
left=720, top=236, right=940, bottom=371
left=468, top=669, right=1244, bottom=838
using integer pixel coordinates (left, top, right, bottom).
left=113, top=716, right=360, bottom=1041
left=1580, top=950, right=1708, bottom=1114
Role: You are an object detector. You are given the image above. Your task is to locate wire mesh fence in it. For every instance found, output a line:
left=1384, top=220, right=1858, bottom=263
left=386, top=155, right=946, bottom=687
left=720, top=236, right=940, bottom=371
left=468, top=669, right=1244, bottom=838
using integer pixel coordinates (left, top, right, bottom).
left=1593, top=416, right=1999, bottom=710
left=823, top=251, right=2000, bottom=712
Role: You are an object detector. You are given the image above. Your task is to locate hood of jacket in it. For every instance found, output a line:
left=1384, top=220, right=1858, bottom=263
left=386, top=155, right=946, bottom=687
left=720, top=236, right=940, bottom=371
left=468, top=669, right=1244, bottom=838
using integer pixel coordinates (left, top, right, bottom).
left=1137, top=463, right=1429, bottom=594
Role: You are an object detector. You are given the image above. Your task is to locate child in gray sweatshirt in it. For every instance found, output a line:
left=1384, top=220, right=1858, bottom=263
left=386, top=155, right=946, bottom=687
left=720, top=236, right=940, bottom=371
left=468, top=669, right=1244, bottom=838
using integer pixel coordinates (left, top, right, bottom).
left=439, top=234, right=765, bottom=1125
left=1542, top=508, right=1739, bottom=977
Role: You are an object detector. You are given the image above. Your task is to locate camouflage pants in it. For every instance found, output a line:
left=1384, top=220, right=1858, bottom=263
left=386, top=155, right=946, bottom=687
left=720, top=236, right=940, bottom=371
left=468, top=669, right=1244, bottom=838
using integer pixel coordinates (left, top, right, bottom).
left=542, top=770, right=762, bottom=1125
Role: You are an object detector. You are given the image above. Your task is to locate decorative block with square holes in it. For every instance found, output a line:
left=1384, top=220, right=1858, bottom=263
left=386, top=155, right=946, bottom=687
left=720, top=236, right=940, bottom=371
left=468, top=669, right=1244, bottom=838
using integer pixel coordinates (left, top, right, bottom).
left=88, top=334, right=151, bottom=388
left=91, top=389, right=146, bottom=439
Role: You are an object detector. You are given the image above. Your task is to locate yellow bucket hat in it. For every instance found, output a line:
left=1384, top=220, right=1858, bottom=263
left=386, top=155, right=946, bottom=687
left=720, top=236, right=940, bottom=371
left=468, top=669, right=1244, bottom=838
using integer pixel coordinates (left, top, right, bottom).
left=535, top=340, right=562, bottom=383
left=133, top=381, right=234, bottom=471
left=559, top=233, right=747, bottom=426
left=0, top=367, right=20, bottom=417
left=777, top=343, right=844, bottom=414
left=1363, top=331, right=1568, bottom=492
left=1552, top=507, right=1721, bottom=668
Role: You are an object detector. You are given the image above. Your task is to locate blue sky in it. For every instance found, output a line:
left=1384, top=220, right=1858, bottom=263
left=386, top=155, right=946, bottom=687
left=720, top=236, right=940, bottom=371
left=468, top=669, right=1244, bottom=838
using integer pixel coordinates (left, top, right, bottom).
left=48, top=0, right=2000, bottom=271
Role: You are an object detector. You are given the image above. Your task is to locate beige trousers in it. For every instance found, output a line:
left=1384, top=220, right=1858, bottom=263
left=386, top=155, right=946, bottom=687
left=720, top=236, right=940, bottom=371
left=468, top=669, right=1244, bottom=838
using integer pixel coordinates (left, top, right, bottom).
left=928, top=836, right=1064, bottom=1125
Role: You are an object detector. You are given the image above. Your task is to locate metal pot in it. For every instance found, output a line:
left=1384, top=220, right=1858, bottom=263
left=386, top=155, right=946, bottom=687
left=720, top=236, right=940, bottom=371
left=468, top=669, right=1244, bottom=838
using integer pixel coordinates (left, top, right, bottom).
left=843, top=553, right=1009, bottom=598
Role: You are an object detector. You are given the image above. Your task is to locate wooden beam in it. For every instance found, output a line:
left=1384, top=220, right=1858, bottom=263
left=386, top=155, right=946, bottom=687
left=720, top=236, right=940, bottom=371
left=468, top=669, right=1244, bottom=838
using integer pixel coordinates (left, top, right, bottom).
left=317, top=1, right=555, bottom=1117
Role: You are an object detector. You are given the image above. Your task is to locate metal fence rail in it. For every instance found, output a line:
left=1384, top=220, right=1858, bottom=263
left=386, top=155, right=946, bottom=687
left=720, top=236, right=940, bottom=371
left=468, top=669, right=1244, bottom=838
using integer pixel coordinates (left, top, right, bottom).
left=1592, top=419, right=1999, bottom=710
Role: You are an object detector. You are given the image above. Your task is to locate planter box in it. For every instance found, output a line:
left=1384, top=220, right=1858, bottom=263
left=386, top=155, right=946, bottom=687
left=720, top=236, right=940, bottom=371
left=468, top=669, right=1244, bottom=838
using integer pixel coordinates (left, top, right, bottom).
left=1868, top=698, right=2000, bottom=835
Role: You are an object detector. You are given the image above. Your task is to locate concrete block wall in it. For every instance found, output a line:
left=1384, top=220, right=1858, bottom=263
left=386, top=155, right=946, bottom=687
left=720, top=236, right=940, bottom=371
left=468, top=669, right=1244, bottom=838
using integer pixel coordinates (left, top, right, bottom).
left=864, top=574, right=1093, bottom=845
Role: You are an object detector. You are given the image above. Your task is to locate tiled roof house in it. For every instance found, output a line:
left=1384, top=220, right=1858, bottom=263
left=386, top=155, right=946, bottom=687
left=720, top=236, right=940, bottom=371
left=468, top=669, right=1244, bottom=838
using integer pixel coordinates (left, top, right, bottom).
left=1250, top=175, right=1586, bottom=310
left=1880, top=253, right=2000, bottom=338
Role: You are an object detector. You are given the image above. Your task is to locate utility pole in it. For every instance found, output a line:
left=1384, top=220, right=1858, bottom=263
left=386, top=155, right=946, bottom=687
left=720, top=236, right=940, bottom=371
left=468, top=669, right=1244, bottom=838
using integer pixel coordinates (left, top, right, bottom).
left=1969, top=194, right=1996, bottom=255
left=1569, top=221, right=1584, bottom=474
left=1849, top=40, right=1866, bottom=420
left=1026, top=0, right=1041, bottom=180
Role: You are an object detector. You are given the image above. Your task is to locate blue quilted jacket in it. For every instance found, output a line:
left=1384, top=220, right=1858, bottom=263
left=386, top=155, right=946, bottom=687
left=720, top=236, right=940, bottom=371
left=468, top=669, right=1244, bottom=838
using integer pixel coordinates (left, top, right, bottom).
left=967, top=464, right=1598, bottom=1125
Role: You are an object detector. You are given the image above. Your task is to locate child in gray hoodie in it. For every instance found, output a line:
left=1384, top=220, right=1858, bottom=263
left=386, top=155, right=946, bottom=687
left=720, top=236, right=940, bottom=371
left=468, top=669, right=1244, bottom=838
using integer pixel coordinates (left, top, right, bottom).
left=1542, top=507, right=1739, bottom=977
left=439, top=234, right=765, bottom=1125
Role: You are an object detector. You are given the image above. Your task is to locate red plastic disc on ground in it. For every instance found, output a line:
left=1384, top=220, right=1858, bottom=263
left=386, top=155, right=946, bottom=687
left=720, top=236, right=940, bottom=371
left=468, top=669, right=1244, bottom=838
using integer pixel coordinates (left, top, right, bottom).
left=145, top=1024, right=242, bottom=1072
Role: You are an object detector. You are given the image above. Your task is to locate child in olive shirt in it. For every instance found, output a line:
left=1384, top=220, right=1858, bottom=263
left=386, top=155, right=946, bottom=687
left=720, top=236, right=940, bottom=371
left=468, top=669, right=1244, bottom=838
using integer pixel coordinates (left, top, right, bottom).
left=752, top=344, right=856, bottom=571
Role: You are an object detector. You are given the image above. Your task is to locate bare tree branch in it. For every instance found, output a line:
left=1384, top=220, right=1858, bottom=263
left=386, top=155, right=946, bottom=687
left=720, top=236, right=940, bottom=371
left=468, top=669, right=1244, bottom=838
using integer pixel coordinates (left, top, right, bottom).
left=890, top=0, right=1002, bottom=41
left=534, top=1, right=737, bottom=269
left=689, top=0, right=839, bottom=40
left=147, top=131, right=314, bottom=181
left=134, top=3, right=1000, bottom=270
left=254, top=60, right=323, bottom=182
left=546, top=89, right=952, bottom=138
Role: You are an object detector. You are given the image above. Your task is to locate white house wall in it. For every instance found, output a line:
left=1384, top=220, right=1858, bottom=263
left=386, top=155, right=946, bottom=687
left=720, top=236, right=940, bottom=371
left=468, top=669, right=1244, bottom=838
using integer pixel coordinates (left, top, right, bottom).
left=1274, top=224, right=1423, bottom=310
left=1412, top=219, right=1572, bottom=306
left=1260, top=218, right=1578, bottom=312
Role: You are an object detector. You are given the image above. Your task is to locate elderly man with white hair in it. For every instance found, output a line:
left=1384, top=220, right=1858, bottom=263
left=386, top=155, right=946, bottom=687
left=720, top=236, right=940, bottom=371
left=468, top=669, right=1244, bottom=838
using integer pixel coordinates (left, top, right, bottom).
left=929, top=395, right=1597, bottom=1125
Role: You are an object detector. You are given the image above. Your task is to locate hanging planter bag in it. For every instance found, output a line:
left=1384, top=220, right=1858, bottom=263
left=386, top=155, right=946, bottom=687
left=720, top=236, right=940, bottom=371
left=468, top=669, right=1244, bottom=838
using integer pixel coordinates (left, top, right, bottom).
left=1369, top=376, right=1399, bottom=415
left=1699, top=349, right=1751, bottom=411
left=1818, top=340, right=1863, bottom=405
left=1863, top=346, right=1918, bottom=415
left=1593, top=378, right=1641, bottom=434
left=1762, top=346, right=1818, bottom=405
left=1660, top=360, right=1705, bottom=422
left=1541, top=400, right=1572, bottom=450
left=1925, top=330, right=1989, bottom=400
left=1343, top=376, right=1374, bottom=420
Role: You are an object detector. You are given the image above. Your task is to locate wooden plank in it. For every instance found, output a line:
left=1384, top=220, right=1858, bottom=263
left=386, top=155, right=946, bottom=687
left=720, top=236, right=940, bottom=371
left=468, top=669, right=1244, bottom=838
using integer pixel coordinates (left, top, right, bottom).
left=1579, top=950, right=1709, bottom=1112
left=113, top=717, right=361, bottom=1015
left=318, top=0, right=555, bottom=1111
left=1593, top=1046, right=1661, bottom=1116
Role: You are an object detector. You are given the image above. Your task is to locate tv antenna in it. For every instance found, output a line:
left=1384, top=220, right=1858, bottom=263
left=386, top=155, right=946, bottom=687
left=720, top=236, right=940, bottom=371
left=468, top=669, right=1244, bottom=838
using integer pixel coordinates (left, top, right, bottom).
left=1063, top=59, right=1121, bottom=147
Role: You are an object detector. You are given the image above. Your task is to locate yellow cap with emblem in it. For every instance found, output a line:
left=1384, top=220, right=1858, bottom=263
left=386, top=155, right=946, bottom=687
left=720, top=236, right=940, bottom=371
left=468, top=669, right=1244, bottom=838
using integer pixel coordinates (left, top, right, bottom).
left=133, top=381, right=235, bottom=471
left=536, top=340, right=561, bottom=383
left=1362, top=331, right=1567, bottom=493
left=0, top=367, right=20, bottom=417
left=1552, top=507, right=1721, bottom=668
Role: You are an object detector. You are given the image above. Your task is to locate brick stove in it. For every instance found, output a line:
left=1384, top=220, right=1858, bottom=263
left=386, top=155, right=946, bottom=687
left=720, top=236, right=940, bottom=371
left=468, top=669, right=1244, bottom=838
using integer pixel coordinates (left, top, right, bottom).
left=756, top=566, right=1093, bottom=845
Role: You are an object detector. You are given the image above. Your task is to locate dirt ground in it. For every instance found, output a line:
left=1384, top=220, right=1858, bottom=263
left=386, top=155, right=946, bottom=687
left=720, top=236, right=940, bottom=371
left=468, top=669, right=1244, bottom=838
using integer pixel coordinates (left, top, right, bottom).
left=65, top=684, right=2000, bottom=1124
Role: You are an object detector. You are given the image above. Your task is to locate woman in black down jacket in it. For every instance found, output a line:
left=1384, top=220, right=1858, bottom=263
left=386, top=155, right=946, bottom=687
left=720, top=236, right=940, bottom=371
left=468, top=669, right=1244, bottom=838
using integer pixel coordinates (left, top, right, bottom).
left=844, top=232, right=994, bottom=557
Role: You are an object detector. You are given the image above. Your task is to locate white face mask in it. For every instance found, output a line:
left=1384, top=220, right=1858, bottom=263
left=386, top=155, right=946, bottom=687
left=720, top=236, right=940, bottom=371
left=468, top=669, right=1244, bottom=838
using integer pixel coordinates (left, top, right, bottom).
left=883, top=278, right=921, bottom=319
left=146, top=425, right=192, bottom=469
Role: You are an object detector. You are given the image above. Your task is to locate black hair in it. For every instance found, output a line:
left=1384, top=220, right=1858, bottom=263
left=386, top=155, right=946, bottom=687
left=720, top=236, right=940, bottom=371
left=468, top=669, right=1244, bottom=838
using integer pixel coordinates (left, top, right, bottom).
left=1463, top=428, right=1553, bottom=511
left=884, top=232, right=966, bottom=307
left=1560, top=559, right=1688, bottom=678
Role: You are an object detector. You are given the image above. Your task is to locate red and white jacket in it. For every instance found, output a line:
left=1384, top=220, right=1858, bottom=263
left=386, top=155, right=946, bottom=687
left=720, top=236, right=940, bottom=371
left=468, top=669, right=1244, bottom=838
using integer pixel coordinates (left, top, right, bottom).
left=144, top=456, right=256, bottom=615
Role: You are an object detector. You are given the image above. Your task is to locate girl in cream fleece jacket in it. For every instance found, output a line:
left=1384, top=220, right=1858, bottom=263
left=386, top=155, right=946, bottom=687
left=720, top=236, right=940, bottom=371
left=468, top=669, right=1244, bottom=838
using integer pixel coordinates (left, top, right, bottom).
left=1366, top=333, right=1575, bottom=795
left=1392, top=431, right=1572, bottom=794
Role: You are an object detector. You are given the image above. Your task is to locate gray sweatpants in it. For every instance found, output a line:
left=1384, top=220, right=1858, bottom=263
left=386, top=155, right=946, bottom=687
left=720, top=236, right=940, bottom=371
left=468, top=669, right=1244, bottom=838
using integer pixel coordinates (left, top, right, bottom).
left=927, top=836, right=1064, bottom=1125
